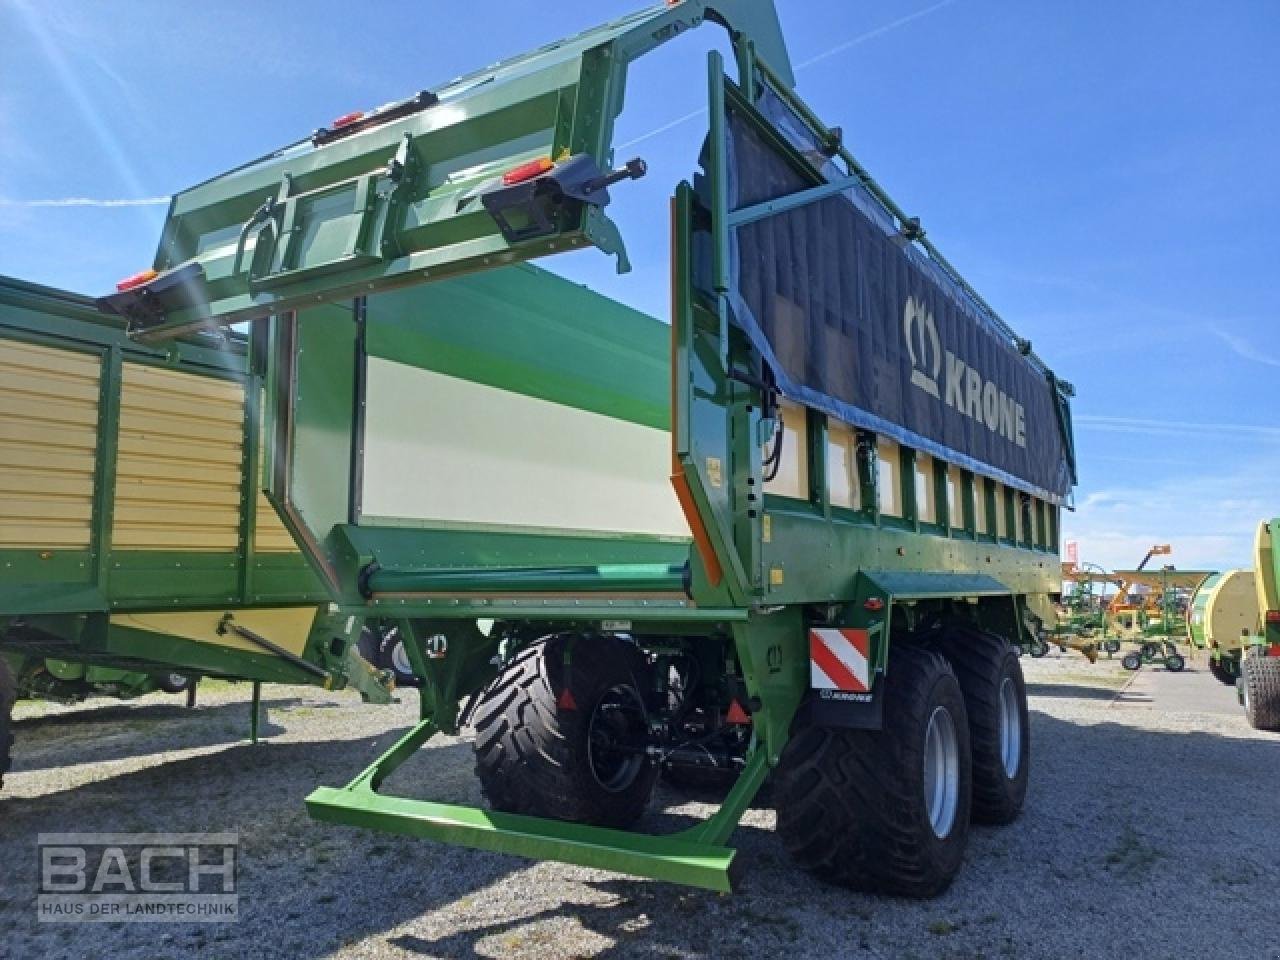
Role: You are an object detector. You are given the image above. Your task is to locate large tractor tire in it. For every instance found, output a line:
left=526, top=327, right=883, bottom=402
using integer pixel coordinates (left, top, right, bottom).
left=358, top=624, right=421, bottom=689
left=1208, top=657, right=1239, bottom=687
left=938, top=629, right=1029, bottom=825
left=472, top=634, right=658, bottom=828
left=0, top=658, right=15, bottom=792
left=776, top=644, right=972, bottom=898
left=1241, top=656, right=1280, bottom=732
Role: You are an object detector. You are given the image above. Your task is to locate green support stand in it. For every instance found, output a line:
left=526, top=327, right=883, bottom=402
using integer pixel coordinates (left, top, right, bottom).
left=304, top=628, right=770, bottom=891
left=249, top=680, right=262, bottom=744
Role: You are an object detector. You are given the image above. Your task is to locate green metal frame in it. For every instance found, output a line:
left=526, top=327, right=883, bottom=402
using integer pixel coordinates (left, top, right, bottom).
left=115, top=0, right=794, bottom=340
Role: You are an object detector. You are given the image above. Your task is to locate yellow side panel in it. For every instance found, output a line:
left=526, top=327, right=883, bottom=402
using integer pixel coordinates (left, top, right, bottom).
left=110, top=606, right=319, bottom=657
left=254, top=491, right=299, bottom=553
left=112, top=362, right=246, bottom=552
left=0, top=338, right=101, bottom=549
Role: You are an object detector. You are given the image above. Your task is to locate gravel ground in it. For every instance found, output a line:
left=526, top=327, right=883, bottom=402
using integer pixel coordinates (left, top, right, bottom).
left=2, top=650, right=1278, bottom=960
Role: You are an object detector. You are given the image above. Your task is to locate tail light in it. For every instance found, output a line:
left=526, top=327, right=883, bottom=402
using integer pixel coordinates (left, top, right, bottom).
left=502, top=157, right=554, bottom=185
left=330, top=110, right=365, bottom=129
left=115, top=268, right=158, bottom=293
left=1266, top=610, right=1280, bottom=624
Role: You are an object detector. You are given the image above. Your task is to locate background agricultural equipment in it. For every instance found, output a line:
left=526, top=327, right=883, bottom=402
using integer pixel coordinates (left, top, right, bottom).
left=0, top=276, right=394, bottom=789
left=1106, top=555, right=1212, bottom=672
left=1187, top=570, right=1256, bottom=686
left=98, top=0, right=1077, bottom=897
left=1237, top=519, right=1280, bottom=730
left=1047, top=561, right=1115, bottom=660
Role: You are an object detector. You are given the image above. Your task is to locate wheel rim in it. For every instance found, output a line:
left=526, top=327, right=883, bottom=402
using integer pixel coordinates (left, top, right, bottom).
left=923, top=705, right=960, bottom=839
left=587, top=684, right=647, bottom=793
left=998, top=676, right=1022, bottom=779
left=390, top=641, right=412, bottom=677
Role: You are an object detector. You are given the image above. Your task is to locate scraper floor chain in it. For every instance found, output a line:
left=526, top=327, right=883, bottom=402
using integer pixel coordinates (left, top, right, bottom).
left=472, top=634, right=659, bottom=828
left=776, top=644, right=973, bottom=898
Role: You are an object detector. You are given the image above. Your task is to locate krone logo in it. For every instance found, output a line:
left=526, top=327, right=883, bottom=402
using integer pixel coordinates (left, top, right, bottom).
left=903, top=295, right=941, bottom=399
left=901, top=294, right=1028, bottom=449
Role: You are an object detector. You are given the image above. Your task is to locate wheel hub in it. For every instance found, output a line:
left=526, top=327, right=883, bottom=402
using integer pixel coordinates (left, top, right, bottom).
left=923, top=705, right=960, bottom=839
left=587, top=684, right=648, bottom=793
left=998, top=676, right=1022, bottom=779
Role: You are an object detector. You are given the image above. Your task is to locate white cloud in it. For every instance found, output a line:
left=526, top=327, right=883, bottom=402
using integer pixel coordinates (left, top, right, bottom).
left=0, top=196, right=169, bottom=208
left=1075, top=414, right=1280, bottom=441
left=1063, top=452, right=1280, bottom=572
left=1211, top=327, right=1280, bottom=369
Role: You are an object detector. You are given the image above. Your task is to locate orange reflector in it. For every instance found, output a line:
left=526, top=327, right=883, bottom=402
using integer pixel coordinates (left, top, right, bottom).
left=331, top=110, right=365, bottom=128
left=115, top=268, right=158, bottom=293
left=502, top=157, right=554, bottom=186
left=725, top=699, right=751, bottom=725
left=556, top=687, right=577, bottom=711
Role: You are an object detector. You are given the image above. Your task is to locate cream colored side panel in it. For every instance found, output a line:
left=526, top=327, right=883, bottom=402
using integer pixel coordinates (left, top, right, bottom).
left=826, top=420, right=859, bottom=510
left=764, top=402, right=809, bottom=501
left=113, top=363, right=246, bottom=551
left=914, top=454, right=937, bottom=524
left=111, top=606, right=317, bottom=656
left=877, top=438, right=902, bottom=517
left=946, top=465, right=963, bottom=529
left=361, top=359, right=690, bottom=539
left=0, top=339, right=101, bottom=548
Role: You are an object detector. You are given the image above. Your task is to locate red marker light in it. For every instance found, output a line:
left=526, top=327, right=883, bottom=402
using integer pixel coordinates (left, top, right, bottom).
left=1266, top=610, right=1280, bottom=624
left=116, top=268, right=158, bottom=293
left=502, top=157, right=554, bottom=186
left=863, top=597, right=886, bottom=612
left=331, top=110, right=365, bottom=129
left=725, top=699, right=751, bottom=725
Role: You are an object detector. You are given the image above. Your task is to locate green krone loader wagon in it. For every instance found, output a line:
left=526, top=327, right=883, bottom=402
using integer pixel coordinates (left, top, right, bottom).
left=98, top=0, right=1078, bottom=896
left=0, top=276, right=395, bottom=790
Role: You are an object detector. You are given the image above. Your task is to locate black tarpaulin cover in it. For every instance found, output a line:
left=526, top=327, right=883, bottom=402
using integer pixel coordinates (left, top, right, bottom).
left=718, top=85, right=1074, bottom=501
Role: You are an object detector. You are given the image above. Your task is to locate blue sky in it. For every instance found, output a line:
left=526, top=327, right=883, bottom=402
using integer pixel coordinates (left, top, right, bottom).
left=2, top=0, right=1277, bottom=573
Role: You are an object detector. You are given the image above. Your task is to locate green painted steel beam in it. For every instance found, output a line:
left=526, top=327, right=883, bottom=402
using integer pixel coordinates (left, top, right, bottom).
left=306, top=787, right=740, bottom=891
left=364, top=563, right=687, bottom=596
left=359, top=601, right=746, bottom=622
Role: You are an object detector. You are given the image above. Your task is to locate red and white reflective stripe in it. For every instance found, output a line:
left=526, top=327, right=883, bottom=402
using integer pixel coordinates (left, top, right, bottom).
left=809, top=628, right=870, bottom=692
